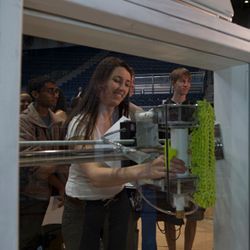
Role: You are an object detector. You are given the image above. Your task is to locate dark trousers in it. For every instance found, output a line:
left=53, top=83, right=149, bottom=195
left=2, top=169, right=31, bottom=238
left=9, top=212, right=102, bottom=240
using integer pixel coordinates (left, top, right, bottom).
left=19, top=195, right=49, bottom=250
left=62, top=189, right=130, bottom=250
left=141, top=187, right=157, bottom=250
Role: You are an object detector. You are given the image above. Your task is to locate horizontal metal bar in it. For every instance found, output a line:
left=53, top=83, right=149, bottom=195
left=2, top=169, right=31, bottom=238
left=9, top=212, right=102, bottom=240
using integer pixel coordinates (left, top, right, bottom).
left=20, top=149, right=128, bottom=167
left=19, top=147, right=163, bottom=167
left=19, top=139, right=136, bottom=147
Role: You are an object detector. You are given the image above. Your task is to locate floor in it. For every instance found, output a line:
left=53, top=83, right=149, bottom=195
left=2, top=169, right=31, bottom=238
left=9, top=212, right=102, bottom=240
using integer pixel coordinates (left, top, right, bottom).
left=138, top=209, right=213, bottom=250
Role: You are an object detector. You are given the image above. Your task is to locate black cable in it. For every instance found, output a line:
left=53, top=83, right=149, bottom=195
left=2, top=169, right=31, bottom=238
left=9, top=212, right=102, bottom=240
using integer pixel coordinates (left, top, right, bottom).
left=156, top=221, right=182, bottom=240
left=165, top=104, right=171, bottom=206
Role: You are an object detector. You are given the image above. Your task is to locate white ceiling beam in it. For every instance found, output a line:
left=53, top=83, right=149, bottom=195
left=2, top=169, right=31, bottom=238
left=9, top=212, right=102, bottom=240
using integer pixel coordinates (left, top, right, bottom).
left=23, top=0, right=250, bottom=70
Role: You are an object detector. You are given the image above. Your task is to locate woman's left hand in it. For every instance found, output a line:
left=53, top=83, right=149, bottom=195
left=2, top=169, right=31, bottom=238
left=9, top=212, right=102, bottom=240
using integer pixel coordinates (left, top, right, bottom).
left=169, top=157, right=187, bottom=177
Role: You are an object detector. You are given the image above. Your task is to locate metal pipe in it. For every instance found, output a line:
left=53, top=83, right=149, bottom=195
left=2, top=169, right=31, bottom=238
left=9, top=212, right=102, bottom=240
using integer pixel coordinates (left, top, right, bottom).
left=19, top=147, right=163, bottom=167
left=19, top=139, right=135, bottom=147
left=19, top=139, right=170, bottom=147
left=20, top=149, right=128, bottom=167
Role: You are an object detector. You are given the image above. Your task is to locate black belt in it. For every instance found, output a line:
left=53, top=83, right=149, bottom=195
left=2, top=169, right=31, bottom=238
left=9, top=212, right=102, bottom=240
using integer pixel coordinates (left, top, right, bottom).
left=65, top=189, right=124, bottom=207
left=65, top=194, right=85, bottom=206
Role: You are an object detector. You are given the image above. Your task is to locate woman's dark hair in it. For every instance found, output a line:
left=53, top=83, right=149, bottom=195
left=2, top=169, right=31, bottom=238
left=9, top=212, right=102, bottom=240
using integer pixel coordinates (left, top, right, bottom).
left=67, top=56, right=133, bottom=139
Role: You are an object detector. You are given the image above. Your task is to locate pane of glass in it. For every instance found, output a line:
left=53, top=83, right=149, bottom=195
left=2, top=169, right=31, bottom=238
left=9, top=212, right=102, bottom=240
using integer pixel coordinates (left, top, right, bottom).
left=20, top=35, right=214, bottom=250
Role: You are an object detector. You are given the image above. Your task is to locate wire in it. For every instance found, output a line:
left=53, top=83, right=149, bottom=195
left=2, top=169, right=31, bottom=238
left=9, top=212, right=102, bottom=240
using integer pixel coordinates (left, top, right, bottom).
left=137, top=185, right=199, bottom=217
left=137, top=186, right=176, bottom=216
left=156, top=222, right=182, bottom=241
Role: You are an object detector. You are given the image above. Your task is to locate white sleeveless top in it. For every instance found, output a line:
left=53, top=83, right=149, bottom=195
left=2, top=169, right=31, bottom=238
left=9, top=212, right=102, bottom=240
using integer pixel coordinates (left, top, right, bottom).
left=65, top=115, right=128, bottom=200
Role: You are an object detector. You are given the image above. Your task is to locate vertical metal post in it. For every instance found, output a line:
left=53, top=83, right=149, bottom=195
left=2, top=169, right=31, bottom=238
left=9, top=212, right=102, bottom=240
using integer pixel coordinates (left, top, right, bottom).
left=0, top=1, right=23, bottom=249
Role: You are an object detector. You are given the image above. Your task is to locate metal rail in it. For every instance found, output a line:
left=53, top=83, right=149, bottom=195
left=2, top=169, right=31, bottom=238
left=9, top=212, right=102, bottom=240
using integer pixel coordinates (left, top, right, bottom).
left=20, top=148, right=127, bottom=167
left=19, top=139, right=135, bottom=147
left=19, top=146, right=163, bottom=167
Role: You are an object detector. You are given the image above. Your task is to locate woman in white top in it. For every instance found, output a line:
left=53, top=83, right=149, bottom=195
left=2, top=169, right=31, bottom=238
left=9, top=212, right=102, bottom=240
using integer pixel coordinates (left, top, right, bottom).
left=62, top=57, right=186, bottom=250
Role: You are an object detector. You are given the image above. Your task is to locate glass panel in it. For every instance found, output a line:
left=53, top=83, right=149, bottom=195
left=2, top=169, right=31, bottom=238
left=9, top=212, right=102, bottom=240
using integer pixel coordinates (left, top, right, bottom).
left=20, top=35, right=214, bottom=250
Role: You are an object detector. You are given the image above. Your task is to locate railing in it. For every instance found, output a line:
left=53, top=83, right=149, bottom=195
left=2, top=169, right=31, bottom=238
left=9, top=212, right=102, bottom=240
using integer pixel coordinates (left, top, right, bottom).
left=134, top=72, right=205, bottom=95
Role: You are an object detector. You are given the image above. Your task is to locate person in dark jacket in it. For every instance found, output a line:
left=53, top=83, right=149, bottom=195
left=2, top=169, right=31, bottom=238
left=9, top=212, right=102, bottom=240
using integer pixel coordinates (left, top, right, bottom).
left=19, top=76, right=67, bottom=250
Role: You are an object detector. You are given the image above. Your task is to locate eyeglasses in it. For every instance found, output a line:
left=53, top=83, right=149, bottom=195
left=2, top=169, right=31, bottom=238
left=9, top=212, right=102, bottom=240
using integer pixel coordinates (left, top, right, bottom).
left=42, top=88, right=60, bottom=95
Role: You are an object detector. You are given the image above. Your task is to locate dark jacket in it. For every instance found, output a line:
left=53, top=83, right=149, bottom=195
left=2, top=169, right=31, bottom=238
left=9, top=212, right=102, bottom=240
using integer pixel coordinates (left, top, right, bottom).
left=20, top=103, right=65, bottom=144
left=20, top=103, right=66, bottom=199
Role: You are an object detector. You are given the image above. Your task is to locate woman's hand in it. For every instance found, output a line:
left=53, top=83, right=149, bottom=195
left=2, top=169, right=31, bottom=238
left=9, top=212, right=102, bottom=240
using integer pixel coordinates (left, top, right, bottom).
left=141, top=155, right=187, bottom=180
left=142, top=155, right=166, bottom=179
left=169, top=157, right=187, bottom=177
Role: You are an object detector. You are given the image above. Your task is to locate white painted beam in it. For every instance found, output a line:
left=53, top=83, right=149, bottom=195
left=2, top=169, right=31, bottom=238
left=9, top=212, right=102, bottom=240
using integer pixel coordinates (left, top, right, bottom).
left=23, top=8, right=245, bottom=71
left=0, top=0, right=22, bottom=249
left=23, top=0, right=250, bottom=68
